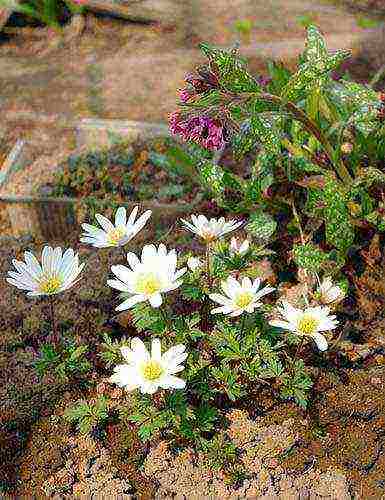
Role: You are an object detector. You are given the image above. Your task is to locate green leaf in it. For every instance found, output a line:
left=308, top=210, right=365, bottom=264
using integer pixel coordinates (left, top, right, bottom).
left=250, top=109, right=282, bottom=154
left=323, top=178, right=354, bottom=252
left=232, top=120, right=257, bottom=160
left=303, top=25, right=327, bottom=62
left=267, top=60, right=292, bottom=94
left=246, top=210, right=277, bottom=241
left=199, top=43, right=261, bottom=93
left=329, top=81, right=380, bottom=136
left=292, top=242, right=329, bottom=272
left=199, top=159, right=225, bottom=195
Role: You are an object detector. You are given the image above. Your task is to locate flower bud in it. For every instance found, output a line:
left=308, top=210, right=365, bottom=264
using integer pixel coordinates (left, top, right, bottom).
left=341, top=142, right=353, bottom=154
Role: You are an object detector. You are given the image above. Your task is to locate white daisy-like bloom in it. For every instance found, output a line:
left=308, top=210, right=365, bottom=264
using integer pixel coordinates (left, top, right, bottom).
left=6, top=246, right=84, bottom=297
left=269, top=301, right=338, bottom=352
left=107, top=243, right=187, bottom=310
left=110, top=337, right=187, bottom=394
left=230, top=237, right=250, bottom=256
left=209, top=276, right=275, bottom=317
left=181, top=214, right=244, bottom=242
left=316, top=277, right=345, bottom=304
left=187, top=256, right=202, bottom=271
left=80, top=206, right=152, bottom=248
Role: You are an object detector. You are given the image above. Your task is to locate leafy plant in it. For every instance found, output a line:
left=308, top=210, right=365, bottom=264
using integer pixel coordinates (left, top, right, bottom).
left=169, top=25, right=385, bottom=265
left=34, top=341, right=91, bottom=382
left=0, top=0, right=83, bottom=31
left=64, top=396, right=109, bottom=434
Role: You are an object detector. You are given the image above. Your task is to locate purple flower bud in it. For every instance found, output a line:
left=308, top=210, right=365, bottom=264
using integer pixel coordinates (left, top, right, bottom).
left=179, top=88, right=193, bottom=103
left=168, top=112, right=226, bottom=151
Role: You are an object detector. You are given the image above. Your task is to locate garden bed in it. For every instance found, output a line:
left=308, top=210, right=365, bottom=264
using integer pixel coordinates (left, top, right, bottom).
left=3, top=20, right=385, bottom=500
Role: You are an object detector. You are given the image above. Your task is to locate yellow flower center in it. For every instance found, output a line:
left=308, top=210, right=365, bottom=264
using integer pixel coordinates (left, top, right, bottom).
left=142, top=360, right=164, bottom=381
left=201, top=229, right=216, bottom=242
left=39, top=276, right=62, bottom=294
left=235, top=291, right=254, bottom=309
left=297, top=315, right=319, bottom=335
left=135, top=272, right=162, bottom=295
left=107, top=227, right=126, bottom=246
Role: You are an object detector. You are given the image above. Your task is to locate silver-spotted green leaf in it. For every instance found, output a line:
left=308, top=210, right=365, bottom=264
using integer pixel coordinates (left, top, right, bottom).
left=250, top=111, right=282, bottom=154
left=303, top=25, right=327, bottom=63
left=246, top=211, right=277, bottom=241
left=199, top=43, right=261, bottom=93
left=245, top=152, right=276, bottom=202
left=283, top=50, right=350, bottom=102
left=293, top=242, right=329, bottom=272
left=329, top=81, right=380, bottom=136
left=323, top=178, right=354, bottom=252
left=199, top=160, right=225, bottom=195
left=232, top=120, right=257, bottom=160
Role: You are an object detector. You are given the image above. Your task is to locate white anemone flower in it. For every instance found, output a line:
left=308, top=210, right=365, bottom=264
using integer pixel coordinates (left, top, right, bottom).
left=107, top=243, right=187, bottom=310
left=316, top=277, right=345, bottom=304
left=109, top=337, right=187, bottom=394
left=181, top=214, right=243, bottom=242
left=6, top=246, right=84, bottom=297
left=80, top=206, right=152, bottom=248
left=209, top=276, right=275, bottom=317
left=269, top=301, right=338, bottom=352
left=187, top=256, right=202, bottom=271
left=230, top=237, right=250, bottom=256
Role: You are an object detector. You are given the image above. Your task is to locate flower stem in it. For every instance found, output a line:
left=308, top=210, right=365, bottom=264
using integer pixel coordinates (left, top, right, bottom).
left=240, top=314, right=246, bottom=335
left=160, top=305, right=173, bottom=334
left=294, top=336, right=305, bottom=362
left=236, top=91, right=353, bottom=183
left=48, top=296, right=59, bottom=344
left=205, top=241, right=212, bottom=286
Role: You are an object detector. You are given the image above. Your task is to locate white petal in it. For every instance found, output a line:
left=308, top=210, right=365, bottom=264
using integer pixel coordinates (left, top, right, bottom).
left=126, top=252, right=140, bottom=270
left=127, top=205, right=139, bottom=225
left=149, top=293, right=162, bottom=308
left=269, top=319, right=295, bottom=331
left=115, top=207, right=127, bottom=226
left=111, top=264, right=133, bottom=284
left=131, top=209, right=152, bottom=233
left=131, top=338, right=150, bottom=363
left=158, top=374, right=186, bottom=389
left=116, top=294, right=144, bottom=311
left=312, top=332, right=328, bottom=352
left=95, top=214, right=115, bottom=232
left=209, top=293, right=231, bottom=306
left=151, top=338, right=162, bottom=362
left=210, top=305, right=235, bottom=315
left=107, top=279, right=132, bottom=293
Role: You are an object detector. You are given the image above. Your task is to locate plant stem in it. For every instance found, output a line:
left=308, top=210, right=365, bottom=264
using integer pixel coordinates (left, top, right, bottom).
left=48, top=296, right=59, bottom=344
left=205, top=241, right=212, bottom=285
left=237, top=91, right=353, bottom=183
left=294, top=337, right=305, bottom=362
left=160, top=305, right=173, bottom=334
left=121, top=246, right=127, bottom=263
left=240, top=314, right=246, bottom=335
left=291, top=199, right=305, bottom=245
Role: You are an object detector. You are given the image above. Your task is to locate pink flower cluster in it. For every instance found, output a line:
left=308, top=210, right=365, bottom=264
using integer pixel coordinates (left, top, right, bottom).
left=169, top=112, right=225, bottom=151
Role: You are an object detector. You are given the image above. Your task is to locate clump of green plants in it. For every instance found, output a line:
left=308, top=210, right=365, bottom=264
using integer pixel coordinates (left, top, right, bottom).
left=64, top=396, right=109, bottom=434
left=34, top=340, right=91, bottom=382
left=52, top=139, right=199, bottom=219
left=91, top=207, right=345, bottom=447
left=169, top=25, right=385, bottom=274
left=0, top=0, right=83, bottom=31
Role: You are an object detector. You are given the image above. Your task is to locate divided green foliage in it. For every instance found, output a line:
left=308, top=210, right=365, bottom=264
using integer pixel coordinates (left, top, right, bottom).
left=34, top=341, right=91, bottom=382
left=64, top=396, right=109, bottom=434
